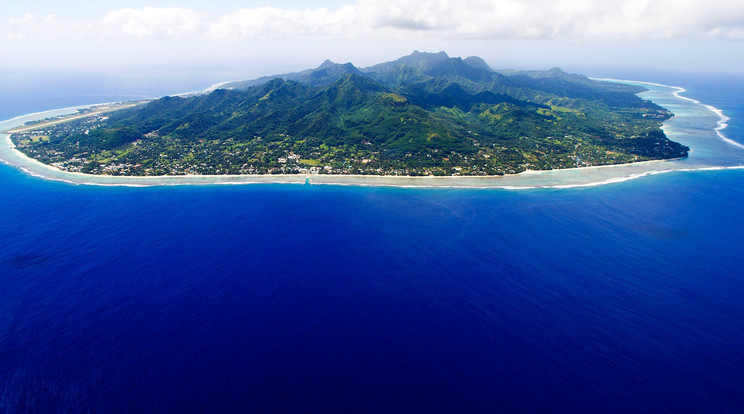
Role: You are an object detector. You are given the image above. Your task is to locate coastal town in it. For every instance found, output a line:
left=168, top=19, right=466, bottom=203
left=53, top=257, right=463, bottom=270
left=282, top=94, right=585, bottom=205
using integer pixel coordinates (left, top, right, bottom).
left=7, top=53, right=688, bottom=177
left=11, top=109, right=656, bottom=177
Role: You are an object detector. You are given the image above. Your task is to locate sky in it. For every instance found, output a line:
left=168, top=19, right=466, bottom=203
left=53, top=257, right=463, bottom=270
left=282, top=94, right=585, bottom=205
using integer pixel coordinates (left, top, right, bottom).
left=2, top=0, right=744, bottom=91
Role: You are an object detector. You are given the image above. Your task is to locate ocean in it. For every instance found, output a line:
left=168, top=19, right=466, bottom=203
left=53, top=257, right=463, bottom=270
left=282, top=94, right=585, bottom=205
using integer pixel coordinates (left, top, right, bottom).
left=1, top=72, right=743, bottom=413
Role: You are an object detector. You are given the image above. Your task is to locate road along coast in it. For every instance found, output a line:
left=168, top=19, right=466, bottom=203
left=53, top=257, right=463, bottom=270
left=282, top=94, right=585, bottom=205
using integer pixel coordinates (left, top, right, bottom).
left=2, top=81, right=742, bottom=189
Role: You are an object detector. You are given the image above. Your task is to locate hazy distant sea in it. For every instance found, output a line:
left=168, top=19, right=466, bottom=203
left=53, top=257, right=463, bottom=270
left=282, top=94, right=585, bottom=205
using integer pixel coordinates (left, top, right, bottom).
left=1, top=71, right=743, bottom=413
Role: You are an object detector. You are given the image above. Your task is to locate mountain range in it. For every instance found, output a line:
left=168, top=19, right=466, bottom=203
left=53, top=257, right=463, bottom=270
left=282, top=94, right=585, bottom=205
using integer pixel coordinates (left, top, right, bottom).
left=15, top=51, right=688, bottom=176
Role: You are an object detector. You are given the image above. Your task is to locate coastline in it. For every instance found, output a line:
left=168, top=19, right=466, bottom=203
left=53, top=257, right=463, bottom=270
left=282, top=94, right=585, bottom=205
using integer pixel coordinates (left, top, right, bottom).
left=4, top=102, right=145, bottom=134
left=1, top=80, right=742, bottom=189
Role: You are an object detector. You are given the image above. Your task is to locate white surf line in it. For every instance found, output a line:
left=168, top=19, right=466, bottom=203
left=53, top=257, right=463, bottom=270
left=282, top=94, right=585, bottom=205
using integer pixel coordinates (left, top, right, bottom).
left=701, top=104, right=743, bottom=149
left=0, top=105, right=103, bottom=130
left=3, top=78, right=743, bottom=189
left=596, top=78, right=744, bottom=150
left=170, top=80, right=243, bottom=97
left=0, top=100, right=151, bottom=133
left=203, top=80, right=241, bottom=92
left=544, top=165, right=744, bottom=189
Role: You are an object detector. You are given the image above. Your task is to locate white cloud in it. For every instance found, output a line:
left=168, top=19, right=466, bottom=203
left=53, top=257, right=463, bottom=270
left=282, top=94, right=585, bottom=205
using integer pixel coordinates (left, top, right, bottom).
left=3, top=1, right=744, bottom=42
left=209, top=6, right=358, bottom=39
left=102, top=7, right=207, bottom=40
left=6, top=13, right=96, bottom=41
left=357, top=0, right=744, bottom=40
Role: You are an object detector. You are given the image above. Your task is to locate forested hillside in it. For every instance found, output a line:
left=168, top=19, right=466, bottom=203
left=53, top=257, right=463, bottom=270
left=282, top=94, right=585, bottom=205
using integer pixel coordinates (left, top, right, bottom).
left=14, top=51, right=687, bottom=176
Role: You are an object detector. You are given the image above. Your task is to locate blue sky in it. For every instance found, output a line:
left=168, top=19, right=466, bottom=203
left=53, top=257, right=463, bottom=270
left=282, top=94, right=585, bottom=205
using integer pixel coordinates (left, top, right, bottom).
left=2, top=0, right=743, bottom=84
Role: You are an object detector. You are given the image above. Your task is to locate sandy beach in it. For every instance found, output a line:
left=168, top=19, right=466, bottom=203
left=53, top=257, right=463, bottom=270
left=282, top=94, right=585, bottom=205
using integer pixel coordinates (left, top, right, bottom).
left=1, top=80, right=742, bottom=189
left=5, top=102, right=145, bottom=134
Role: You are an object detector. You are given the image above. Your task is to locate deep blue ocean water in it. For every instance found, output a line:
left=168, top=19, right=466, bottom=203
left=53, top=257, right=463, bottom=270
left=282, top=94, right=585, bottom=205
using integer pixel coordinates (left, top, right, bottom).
left=1, top=73, right=744, bottom=413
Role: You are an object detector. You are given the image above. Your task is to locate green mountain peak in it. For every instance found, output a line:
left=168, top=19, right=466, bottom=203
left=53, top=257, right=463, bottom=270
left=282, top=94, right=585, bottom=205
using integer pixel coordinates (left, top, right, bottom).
left=14, top=52, right=688, bottom=177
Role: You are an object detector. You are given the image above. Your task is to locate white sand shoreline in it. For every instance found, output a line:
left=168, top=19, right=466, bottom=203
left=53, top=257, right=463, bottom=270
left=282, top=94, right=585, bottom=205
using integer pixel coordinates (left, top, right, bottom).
left=1, top=80, right=742, bottom=189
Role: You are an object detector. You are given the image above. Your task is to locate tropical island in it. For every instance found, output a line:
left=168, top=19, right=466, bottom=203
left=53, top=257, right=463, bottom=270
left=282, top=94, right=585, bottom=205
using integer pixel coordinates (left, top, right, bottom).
left=9, top=51, right=688, bottom=177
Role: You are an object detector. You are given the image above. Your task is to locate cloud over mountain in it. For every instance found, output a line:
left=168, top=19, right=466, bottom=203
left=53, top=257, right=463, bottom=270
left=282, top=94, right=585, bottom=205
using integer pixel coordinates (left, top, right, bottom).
left=4, top=0, right=744, bottom=41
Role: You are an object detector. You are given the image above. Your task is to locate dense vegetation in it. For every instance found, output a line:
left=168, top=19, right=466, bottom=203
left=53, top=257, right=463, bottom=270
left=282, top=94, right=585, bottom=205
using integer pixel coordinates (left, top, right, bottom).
left=14, top=51, right=688, bottom=176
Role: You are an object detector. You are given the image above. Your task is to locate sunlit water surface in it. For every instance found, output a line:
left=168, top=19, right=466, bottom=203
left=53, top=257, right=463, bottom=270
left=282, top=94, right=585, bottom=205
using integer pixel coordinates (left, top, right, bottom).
left=0, top=74, right=743, bottom=413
